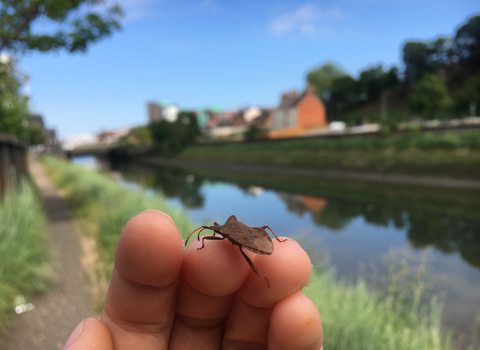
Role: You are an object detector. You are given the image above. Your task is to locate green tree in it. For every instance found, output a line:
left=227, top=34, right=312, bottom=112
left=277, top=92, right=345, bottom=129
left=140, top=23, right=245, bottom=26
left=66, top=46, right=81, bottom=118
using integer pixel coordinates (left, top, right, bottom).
left=385, top=66, right=400, bottom=90
left=0, top=58, right=29, bottom=139
left=244, top=124, right=267, bottom=141
left=331, top=75, right=357, bottom=103
left=306, top=62, right=347, bottom=100
left=117, top=125, right=152, bottom=147
left=27, top=122, right=46, bottom=145
left=454, top=15, right=480, bottom=75
left=358, top=65, right=389, bottom=101
left=409, top=73, right=451, bottom=118
left=0, top=0, right=123, bottom=53
left=453, top=73, right=480, bottom=115
left=149, top=112, right=201, bottom=154
left=403, top=42, right=431, bottom=83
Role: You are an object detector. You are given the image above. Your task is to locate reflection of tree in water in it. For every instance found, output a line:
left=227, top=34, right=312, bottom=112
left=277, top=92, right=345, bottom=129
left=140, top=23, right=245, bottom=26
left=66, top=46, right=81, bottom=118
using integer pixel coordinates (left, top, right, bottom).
left=407, top=214, right=480, bottom=268
left=276, top=192, right=480, bottom=268
left=150, top=168, right=205, bottom=209
left=113, top=161, right=480, bottom=270
left=276, top=193, right=309, bottom=217
left=114, top=164, right=206, bottom=209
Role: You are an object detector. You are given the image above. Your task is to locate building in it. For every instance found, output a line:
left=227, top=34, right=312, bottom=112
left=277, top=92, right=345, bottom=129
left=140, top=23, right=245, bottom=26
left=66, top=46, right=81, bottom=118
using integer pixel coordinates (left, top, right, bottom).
left=271, top=86, right=327, bottom=134
left=29, top=114, right=45, bottom=129
left=148, top=101, right=179, bottom=123
left=148, top=102, right=161, bottom=122
left=97, top=128, right=132, bottom=144
left=195, top=110, right=210, bottom=130
left=243, top=107, right=262, bottom=123
left=159, top=101, right=179, bottom=122
left=250, top=109, right=273, bottom=129
left=231, top=110, right=247, bottom=126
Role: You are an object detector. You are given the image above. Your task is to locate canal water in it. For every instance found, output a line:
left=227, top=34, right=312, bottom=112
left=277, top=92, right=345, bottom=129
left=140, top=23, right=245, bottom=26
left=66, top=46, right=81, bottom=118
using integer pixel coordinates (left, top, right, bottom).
left=74, top=155, right=480, bottom=344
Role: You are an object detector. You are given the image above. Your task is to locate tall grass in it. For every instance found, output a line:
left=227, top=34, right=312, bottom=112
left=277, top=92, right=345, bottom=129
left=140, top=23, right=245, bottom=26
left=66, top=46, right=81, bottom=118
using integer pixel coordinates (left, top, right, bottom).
left=304, top=270, right=454, bottom=350
left=0, top=180, right=51, bottom=329
left=41, top=156, right=196, bottom=284
left=42, top=156, right=468, bottom=350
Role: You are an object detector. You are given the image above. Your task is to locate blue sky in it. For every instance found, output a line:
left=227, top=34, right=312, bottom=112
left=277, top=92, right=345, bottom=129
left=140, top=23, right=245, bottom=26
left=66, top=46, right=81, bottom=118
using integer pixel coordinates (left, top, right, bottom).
left=18, top=0, right=479, bottom=138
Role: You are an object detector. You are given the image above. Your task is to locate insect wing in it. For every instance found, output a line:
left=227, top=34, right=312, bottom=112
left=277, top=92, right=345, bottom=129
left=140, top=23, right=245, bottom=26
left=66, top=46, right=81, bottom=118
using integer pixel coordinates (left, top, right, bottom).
left=228, top=226, right=274, bottom=255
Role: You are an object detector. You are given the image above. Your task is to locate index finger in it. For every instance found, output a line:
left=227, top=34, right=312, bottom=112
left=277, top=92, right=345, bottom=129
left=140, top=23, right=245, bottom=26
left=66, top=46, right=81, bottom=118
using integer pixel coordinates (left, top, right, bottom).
left=101, top=210, right=184, bottom=350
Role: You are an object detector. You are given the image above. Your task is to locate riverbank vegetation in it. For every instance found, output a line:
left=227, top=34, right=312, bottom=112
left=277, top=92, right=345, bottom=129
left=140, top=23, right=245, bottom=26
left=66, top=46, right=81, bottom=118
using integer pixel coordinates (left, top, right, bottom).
left=0, top=180, right=51, bottom=329
left=42, top=155, right=469, bottom=349
left=179, top=130, right=480, bottom=179
left=41, top=156, right=196, bottom=310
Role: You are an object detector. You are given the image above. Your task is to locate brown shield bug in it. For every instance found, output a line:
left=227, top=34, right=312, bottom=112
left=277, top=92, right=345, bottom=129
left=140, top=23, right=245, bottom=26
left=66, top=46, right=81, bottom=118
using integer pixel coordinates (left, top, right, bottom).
left=185, top=215, right=286, bottom=287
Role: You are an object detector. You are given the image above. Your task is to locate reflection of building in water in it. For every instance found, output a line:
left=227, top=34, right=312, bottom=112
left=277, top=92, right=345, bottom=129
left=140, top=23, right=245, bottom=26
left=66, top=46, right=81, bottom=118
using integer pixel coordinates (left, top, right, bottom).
left=301, top=195, right=327, bottom=214
left=277, top=192, right=327, bottom=218
left=236, top=184, right=265, bottom=197
left=247, top=186, right=264, bottom=196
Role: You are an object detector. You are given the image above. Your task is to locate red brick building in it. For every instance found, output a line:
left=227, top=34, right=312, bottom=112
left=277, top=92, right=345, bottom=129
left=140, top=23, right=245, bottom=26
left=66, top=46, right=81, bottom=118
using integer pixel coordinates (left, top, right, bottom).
left=271, top=86, right=327, bottom=135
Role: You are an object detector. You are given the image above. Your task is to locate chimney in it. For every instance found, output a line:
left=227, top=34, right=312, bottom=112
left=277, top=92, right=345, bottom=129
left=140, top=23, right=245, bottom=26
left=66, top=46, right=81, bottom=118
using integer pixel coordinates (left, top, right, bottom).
left=281, top=93, right=288, bottom=101
left=291, top=90, right=298, bottom=98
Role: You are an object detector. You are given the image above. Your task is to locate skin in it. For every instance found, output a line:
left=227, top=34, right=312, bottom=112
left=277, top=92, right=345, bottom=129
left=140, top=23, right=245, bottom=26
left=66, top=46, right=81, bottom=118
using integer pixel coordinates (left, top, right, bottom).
left=62, top=210, right=323, bottom=350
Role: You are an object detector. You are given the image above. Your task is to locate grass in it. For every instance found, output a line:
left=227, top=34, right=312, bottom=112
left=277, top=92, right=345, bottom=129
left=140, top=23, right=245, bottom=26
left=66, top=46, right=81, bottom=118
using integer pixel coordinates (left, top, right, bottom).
left=0, top=179, right=51, bottom=330
left=42, top=155, right=474, bottom=349
left=41, top=155, right=196, bottom=309
left=305, top=269, right=454, bottom=350
left=179, top=130, right=480, bottom=178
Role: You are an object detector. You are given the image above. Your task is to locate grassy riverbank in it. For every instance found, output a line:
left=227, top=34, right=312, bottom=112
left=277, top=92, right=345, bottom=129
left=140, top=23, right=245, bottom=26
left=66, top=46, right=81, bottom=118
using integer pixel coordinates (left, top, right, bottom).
left=179, top=130, right=480, bottom=179
left=41, top=156, right=196, bottom=297
left=42, top=156, right=467, bottom=349
left=0, top=180, right=51, bottom=329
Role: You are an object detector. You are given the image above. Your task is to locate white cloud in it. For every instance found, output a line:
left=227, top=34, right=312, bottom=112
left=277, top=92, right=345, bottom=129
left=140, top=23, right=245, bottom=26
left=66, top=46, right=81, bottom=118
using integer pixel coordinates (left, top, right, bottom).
left=270, top=4, right=343, bottom=35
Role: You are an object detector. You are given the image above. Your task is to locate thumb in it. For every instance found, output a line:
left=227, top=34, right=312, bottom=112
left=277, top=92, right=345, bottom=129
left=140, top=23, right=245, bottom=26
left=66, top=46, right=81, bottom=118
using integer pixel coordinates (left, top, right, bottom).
left=62, top=318, right=113, bottom=350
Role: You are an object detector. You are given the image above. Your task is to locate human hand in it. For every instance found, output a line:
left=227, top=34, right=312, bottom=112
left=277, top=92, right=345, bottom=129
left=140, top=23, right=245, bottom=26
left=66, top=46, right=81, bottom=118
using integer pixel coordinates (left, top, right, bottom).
left=62, top=210, right=323, bottom=349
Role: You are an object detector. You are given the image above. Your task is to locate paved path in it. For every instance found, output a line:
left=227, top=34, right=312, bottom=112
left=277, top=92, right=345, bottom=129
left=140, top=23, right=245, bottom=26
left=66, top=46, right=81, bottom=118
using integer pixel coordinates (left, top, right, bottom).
left=0, top=159, right=92, bottom=350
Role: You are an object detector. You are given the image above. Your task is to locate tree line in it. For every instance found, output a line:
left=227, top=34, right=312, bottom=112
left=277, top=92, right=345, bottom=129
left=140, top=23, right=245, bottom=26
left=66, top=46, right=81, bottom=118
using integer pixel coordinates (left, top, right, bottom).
left=306, top=15, right=480, bottom=126
left=0, top=0, right=123, bottom=143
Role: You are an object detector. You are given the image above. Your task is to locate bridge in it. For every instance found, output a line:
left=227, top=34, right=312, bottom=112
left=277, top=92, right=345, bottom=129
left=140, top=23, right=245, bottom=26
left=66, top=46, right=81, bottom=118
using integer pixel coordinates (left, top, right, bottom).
left=64, top=144, right=153, bottom=159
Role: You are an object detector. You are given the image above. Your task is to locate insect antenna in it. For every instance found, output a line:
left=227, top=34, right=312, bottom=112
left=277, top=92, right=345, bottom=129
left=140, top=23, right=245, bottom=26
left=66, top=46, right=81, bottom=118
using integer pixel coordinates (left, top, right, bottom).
left=185, top=226, right=211, bottom=246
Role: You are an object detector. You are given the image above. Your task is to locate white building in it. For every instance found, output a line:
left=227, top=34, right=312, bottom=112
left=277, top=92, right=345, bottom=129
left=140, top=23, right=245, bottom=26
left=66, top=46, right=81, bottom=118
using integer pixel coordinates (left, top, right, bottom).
left=159, top=101, right=179, bottom=122
left=243, top=107, right=262, bottom=123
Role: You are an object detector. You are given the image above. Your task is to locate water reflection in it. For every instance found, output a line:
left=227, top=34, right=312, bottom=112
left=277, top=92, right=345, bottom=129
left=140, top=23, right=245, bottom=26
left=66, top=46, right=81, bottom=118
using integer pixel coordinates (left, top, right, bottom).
left=113, top=160, right=480, bottom=269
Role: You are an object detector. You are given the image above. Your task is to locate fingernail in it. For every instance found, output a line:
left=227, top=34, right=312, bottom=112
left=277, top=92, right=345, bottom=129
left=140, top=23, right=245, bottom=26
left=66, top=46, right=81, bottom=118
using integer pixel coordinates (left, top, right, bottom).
left=144, top=209, right=177, bottom=227
left=62, top=319, right=85, bottom=349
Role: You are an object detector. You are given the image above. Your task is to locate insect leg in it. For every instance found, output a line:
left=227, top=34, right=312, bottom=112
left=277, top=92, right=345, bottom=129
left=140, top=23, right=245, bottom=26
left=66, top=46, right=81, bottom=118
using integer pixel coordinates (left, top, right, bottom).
left=238, top=246, right=270, bottom=288
left=185, top=226, right=212, bottom=246
left=199, top=235, right=225, bottom=250
left=262, top=226, right=287, bottom=243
